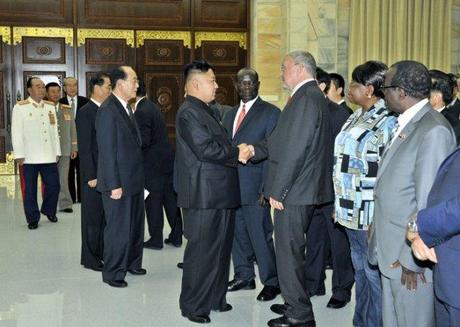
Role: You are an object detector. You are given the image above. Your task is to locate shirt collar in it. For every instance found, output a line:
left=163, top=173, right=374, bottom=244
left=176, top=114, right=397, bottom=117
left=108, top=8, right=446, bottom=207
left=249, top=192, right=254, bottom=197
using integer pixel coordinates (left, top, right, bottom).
left=239, top=96, right=259, bottom=113
left=28, top=97, right=43, bottom=107
left=291, top=78, right=315, bottom=97
left=338, top=99, right=345, bottom=105
left=113, top=93, right=128, bottom=109
left=67, top=95, right=76, bottom=103
left=90, top=98, right=102, bottom=107
left=397, top=98, right=429, bottom=130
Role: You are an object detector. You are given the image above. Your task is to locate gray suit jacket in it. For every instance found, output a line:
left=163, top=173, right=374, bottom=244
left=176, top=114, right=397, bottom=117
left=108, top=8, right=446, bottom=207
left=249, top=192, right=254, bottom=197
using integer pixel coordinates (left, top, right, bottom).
left=56, top=103, right=78, bottom=156
left=373, top=103, right=456, bottom=280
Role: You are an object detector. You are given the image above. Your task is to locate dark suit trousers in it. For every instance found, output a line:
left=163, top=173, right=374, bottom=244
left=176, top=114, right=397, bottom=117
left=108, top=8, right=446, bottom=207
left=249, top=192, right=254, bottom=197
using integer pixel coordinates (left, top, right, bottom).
left=304, top=202, right=354, bottom=301
left=21, top=163, right=60, bottom=223
left=274, top=205, right=315, bottom=321
left=435, top=296, right=460, bottom=327
left=180, top=208, right=235, bottom=316
left=145, top=174, right=183, bottom=247
left=231, top=205, right=278, bottom=286
left=68, top=156, right=81, bottom=202
left=101, top=192, right=144, bottom=281
left=80, top=183, right=105, bottom=268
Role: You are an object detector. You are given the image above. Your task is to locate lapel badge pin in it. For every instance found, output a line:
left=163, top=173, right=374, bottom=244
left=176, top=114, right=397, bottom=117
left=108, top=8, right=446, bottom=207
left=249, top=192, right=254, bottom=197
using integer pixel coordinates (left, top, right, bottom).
left=398, top=133, right=406, bottom=139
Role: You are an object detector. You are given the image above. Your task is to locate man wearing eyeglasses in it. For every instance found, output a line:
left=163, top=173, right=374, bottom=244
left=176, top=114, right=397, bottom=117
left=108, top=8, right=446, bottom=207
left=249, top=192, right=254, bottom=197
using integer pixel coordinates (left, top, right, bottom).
left=372, top=60, right=456, bottom=327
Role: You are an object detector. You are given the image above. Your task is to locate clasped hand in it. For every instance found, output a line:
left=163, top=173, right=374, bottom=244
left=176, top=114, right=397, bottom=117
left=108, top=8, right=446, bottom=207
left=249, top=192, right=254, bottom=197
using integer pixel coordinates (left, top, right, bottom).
left=237, top=143, right=254, bottom=164
left=406, top=229, right=437, bottom=263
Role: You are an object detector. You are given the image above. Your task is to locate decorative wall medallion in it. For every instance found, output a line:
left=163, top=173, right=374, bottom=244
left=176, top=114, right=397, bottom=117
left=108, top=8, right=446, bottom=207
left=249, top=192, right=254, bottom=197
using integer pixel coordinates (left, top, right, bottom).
left=99, top=47, right=113, bottom=56
left=212, top=48, right=227, bottom=58
left=157, top=47, right=172, bottom=57
left=36, top=46, right=52, bottom=56
left=157, top=87, right=173, bottom=113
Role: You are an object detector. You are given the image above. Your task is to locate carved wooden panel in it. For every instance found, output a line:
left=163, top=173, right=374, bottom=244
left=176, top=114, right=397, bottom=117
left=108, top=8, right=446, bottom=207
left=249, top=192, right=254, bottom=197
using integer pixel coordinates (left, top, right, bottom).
left=215, top=73, right=238, bottom=106
left=144, top=72, right=183, bottom=139
left=198, top=41, right=241, bottom=67
left=78, top=0, right=191, bottom=28
left=0, top=72, right=4, bottom=129
left=194, top=0, right=247, bottom=28
left=0, top=37, right=2, bottom=63
left=143, top=40, right=185, bottom=66
left=86, top=39, right=127, bottom=65
left=22, top=37, right=65, bottom=64
left=0, top=137, right=5, bottom=164
left=0, top=0, right=73, bottom=25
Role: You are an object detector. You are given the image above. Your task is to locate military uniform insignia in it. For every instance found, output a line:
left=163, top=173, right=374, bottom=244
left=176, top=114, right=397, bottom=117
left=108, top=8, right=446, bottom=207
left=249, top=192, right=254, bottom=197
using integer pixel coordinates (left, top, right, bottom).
left=43, top=100, right=55, bottom=106
left=17, top=100, right=30, bottom=105
left=64, top=113, right=71, bottom=121
left=48, top=112, right=56, bottom=125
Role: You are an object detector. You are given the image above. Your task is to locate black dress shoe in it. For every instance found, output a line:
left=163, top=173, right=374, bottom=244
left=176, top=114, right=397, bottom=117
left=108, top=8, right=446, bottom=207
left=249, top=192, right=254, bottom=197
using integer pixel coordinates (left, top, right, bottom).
left=227, top=279, right=256, bottom=292
left=83, top=264, right=104, bottom=272
left=270, top=303, right=288, bottom=315
left=60, top=208, right=73, bottom=213
left=46, top=215, right=58, bottom=223
left=164, top=238, right=182, bottom=247
left=326, top=297, right=349, bottom=309
left=182, top=313, right=211, bottom=324
left=143, top=241, right=162, bottom=250
left=177, top=262, right=183, bottom=269
left=103, top=279, right=128, bottom=288
left=128, top=268, right=147, bottom=275
left=268, top=316, right=316, bottom=327
left=213, top=303, right=232, bottom=312
left=257, top=285, right=281, bottom=301
left=28, top=222, right=38, bottom=230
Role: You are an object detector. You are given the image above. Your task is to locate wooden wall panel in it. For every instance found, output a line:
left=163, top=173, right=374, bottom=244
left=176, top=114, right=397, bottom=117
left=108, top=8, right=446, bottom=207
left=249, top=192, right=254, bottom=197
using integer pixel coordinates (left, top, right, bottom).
left=0, top=0, right=73, bottom=25
left=194, top=0, right=247, bottom=29
left=78, top=0, right=191, bottom=28
left=199, top=41, right=241, bottom=67
left=22, top=37, right=65, bottom=64
left=0, top=72, right=4, bottom=130
left=0, top=137, right=5, bottom=164
left=85, top=39, right=127, bottom=65
left=214, top=73, right=238, bottom=106
left=143, top=40, right=185, bottom=66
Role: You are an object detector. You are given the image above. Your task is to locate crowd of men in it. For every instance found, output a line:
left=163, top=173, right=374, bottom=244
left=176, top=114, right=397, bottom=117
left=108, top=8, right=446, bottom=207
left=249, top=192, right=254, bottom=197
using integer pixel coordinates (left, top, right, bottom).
left=10, top=51, right=460, bottom=327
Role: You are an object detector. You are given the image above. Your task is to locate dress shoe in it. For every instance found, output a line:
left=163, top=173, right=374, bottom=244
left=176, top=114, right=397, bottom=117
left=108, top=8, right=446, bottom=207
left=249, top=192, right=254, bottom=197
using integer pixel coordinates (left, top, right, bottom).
left=182, top=313, right=211, bottom=324
left=257, top=285, right=281, bottom=301
left=28, top=222, right=38, bottom=230
left=128, top=268, right=147, bottom=275
left=83, top=264, right=104, bottom=272
left=46, top=215, right=58, bottom=223
left=164, top=238, right=182, bottom=248
left=326, top=297, right=349, bottom=309
left=177, top=262, right=183, bottom=269
left=143, top=240, right=162, bottom=250
left=270, top=303, right=288, bottom=315
left=267, top=316, right=316, bottom=327
left=103, top=279, right=128, bottom=288
left=60, top=208, right=73, bottom=213
left=227, top=279, right=256, bottom=292
left=213, top=304, right=232, bottom=312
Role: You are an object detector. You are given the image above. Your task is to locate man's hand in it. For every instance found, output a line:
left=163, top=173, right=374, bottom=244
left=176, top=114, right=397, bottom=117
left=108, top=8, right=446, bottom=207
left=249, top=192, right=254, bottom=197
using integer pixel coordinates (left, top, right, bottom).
left=110, top=187, right=123, bottom=200
left=15, top=158, right=25, bottom=166
left=237, top=143, right=254, bottom=164
left=88, top=179, right=97, bottom=188
left=390, top=260, right=426, bottom=290
left=70, top=151, right=78, bottom=159
left=411, top=236, right=437, bottom=263
left=269, top=197, right=284, bottom=210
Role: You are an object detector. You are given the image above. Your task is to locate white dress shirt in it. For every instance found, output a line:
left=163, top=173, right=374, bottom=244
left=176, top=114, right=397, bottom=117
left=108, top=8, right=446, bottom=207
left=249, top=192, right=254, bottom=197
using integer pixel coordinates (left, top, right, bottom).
left=233, top=96, right=259, bottom=136
left=390, top=98, right=428, bottom=145
left=291, top=78, right=315, bottom=97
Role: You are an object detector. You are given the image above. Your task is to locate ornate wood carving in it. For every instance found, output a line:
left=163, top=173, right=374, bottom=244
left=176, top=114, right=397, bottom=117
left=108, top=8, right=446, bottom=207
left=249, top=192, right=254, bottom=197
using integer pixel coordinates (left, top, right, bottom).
left=194, top=0, right=247, bottom=28
left=195, top=32, right=246, bottom=49
left=85, top=39, right=127, bottom=65
left=0, top=0, right=72, bottom=25
left=199, top=41, right=240, bottom=67
left=0, top=27, right=11, bottom=45
left=22, top=37, right=65, bottom=64
left=215, top=73, right=238, bottom=105
left=136, top=30, right=191, bottom=48
left=13, top=27, right=73, bottom=46
left=143, top=40, right=185, bottom=66
left=77, top=28, right=135, bottom=47
left=0, top=72, right=4, bottom=129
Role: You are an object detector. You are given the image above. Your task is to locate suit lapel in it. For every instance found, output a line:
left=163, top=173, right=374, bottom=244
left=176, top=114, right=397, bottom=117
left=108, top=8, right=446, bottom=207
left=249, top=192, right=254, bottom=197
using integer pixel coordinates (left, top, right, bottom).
left=378, top=105, right=430, bottom=177
left=233, top=98, right=262, bottom=139
left=112, top=95, right=142, bottom=146
left=225, top=107, right=237, bottom=140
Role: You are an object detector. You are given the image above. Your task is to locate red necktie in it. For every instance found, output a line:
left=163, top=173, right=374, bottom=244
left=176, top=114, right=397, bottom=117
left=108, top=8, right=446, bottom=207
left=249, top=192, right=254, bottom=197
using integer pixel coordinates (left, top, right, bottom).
left=234, top=104, right=246, bottom=135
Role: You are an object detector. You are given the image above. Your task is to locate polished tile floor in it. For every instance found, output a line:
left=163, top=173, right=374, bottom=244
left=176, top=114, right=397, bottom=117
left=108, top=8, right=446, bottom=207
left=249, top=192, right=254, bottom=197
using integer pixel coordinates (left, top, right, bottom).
left=0, top=176, right=354, bottom=326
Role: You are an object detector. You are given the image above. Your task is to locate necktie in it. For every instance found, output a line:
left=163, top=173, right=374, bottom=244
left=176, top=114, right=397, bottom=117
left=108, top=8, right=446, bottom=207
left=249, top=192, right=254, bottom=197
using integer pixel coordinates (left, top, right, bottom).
left=70, top=97, right=75, bottom=116
left=127, top=104, right=134, bottom=120
left=234, top=104, right=246, bottom=135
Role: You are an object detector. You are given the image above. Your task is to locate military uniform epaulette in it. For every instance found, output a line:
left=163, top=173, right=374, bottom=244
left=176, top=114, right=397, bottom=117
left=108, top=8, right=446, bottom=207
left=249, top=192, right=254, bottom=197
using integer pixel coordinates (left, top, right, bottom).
left=43, top=100, right=55, bottom=106
left=17, top=100, right=30, bottom=105
left=60, top=104, right=71, bottom=109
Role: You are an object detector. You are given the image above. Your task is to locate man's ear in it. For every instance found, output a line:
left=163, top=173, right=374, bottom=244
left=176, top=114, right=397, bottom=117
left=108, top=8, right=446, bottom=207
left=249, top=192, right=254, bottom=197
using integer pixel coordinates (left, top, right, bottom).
left=318, top=82, right=326, bottom=92
left=337, top=86, right=343, bottom=95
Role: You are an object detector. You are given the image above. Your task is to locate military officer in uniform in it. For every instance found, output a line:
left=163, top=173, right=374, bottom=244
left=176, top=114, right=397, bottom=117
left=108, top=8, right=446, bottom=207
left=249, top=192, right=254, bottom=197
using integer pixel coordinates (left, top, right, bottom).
left=46, top=82, right=78, bottom=213
left=12, top=77, right=61, bottom=229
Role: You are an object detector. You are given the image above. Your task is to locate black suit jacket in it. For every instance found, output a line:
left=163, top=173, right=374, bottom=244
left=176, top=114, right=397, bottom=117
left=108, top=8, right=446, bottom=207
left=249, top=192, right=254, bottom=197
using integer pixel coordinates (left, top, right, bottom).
left=328, top=99, right=350, bottom=140
left=442, top=101, right=460, bottom=144
left=174, top=95, right=240, bottom=209
left=339, top=100, right=353, bottom=115
left=95, top=94, right=144, bottom=197
left=222, top=97, right=280, bottom=205
left=59, top=95, right=89, bottom=114
left=75, top=100, right=99, bottom=183
left=134, top=97, right=174, bottom=192
left=253, top=81, right=334, bottom=205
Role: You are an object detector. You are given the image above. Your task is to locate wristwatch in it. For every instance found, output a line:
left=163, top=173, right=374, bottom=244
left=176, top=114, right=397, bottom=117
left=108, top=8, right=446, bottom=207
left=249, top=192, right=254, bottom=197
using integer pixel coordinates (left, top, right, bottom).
left=407, top=213, right=418, bottom=233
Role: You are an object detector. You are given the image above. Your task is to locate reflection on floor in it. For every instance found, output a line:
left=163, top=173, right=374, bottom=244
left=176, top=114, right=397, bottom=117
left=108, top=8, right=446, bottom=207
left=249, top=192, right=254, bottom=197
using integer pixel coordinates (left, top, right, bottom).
left=0, top=175, right=354, bottom=327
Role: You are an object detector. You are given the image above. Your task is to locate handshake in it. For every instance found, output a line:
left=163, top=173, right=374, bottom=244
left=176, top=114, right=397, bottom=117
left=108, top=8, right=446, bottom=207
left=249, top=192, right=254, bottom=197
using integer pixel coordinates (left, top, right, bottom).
left=237, top=143, right=255, bottom=164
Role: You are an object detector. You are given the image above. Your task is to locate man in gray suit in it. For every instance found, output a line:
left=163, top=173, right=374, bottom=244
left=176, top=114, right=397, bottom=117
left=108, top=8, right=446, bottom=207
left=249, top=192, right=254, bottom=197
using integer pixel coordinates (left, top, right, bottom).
left=46, top=82, right=78, bottom=213
left=373, top=60, right=456, bottom=327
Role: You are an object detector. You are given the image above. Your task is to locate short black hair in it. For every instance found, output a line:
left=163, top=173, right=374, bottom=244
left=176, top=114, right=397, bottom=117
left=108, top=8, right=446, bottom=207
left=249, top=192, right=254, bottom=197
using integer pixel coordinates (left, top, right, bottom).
left=352, top=61, right=387, bottom=98
left=316, top=67, right=331, bottom=94
left=26, top=76, right=41, bottom=89
left=390, top=60, right=431, bottom=99
left=45, top=82, right=61, bottom=91
left=109, top=67, right=128, bottom=90
left=184, top=60, right=214, bottom=82
left=448, top=73, right=458, bottom=87
left=329, top=73, right=345, bottom=97
left=429, top=70, right=454, bottom=105
left=136, top=78, right=146, bottom=97
left=89, top=72, right=110, bottom=94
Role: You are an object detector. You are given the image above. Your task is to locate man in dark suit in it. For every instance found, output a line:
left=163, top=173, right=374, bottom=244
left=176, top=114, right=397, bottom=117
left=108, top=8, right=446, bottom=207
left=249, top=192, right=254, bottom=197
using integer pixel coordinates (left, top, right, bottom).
left=175, top=60, right=249, bottom=324
left=243, top=51, right=333, bottom=327
left=222, top=67, right=281, bottom=302
left=96, top=66, right=145, bottom=288
left=304, top=68, right=354, bottom=309
left=407, top=147, right=460, bottom=326
left=328, top=73, right=353, bottom=115
left=60, top=77, right=89, bottom=203
left=76, top=72, right=111, bottom=272
left=134, top=79, right=183, bottom=249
